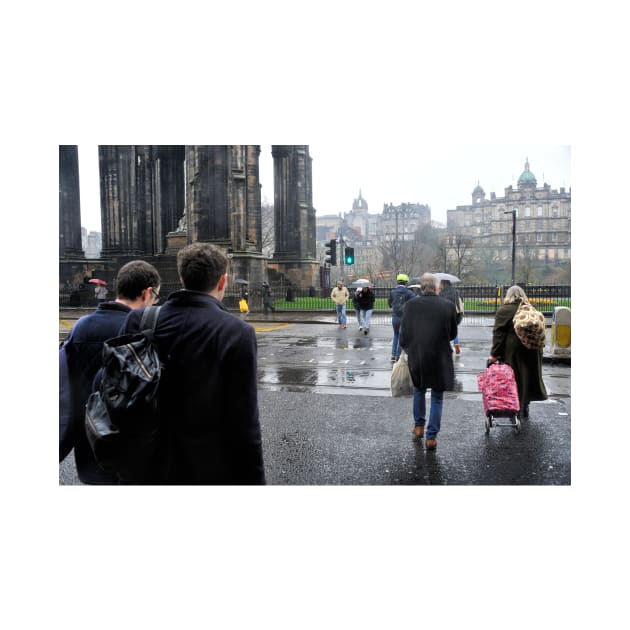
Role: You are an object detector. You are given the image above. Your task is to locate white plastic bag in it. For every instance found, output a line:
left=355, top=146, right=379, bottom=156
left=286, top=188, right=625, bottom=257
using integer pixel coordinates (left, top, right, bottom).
left=391, top=351, right=414, bottom=397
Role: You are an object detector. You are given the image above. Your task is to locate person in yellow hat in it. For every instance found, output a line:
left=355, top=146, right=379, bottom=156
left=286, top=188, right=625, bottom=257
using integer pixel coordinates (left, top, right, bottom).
left=388, top=273, right=416, bottom=362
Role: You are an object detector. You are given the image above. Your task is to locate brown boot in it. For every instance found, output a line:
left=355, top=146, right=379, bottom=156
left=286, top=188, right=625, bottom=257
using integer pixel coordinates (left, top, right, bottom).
left=425, top=439, right=437, bottom=450
left=454, top=343, right=461, bottom=354
left=412, top=426, right=424, bottom=438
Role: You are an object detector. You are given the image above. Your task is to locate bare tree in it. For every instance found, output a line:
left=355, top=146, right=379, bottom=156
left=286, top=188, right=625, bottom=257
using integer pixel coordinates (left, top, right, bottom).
left=379, top=223, right=445, bottom=277
left=261, top=196, right=274, bottom=258
left=435, top=237, right=450, bottom=273
left=469, top=246, right=500, bottom=283
left=518, top=242, right=540, bottom=284
left=447, top=231, right=473, bottom=278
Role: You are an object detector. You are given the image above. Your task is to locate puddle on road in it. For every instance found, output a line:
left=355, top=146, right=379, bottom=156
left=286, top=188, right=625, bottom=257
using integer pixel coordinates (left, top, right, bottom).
left=258, top=365, right=392, bottom=394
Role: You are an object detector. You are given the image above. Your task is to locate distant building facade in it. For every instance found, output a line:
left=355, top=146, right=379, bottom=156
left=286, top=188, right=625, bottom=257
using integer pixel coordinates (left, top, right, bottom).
left=446, top=159, right=571, bottom=268
left=82, top=227, right=102, bottom=259
left=315, top=191, right=432, bottom=280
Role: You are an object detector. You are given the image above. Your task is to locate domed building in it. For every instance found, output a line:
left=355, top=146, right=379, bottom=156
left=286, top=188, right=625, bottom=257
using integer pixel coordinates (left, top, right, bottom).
left=446, top=158, right=571, bottom=279
left=518, top=158, right=537, bottom=188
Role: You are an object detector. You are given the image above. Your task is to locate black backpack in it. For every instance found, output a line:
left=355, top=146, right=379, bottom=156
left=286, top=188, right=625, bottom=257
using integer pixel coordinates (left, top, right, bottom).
left=85, top=306, right=162, bottom=482
left=391, top=290, right=408, bottom=316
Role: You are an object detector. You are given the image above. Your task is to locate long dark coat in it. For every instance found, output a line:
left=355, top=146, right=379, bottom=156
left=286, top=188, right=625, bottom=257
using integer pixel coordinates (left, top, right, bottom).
left=399, top=292, right=458, bottom=391
left=490, top=299, right=548, bottom=410
left=122, top=290, right=265, bottom=485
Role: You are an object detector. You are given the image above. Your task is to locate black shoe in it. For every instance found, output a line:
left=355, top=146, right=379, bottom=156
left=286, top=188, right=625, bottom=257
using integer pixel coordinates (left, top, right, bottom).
left=391, top=356, right=397, bottom=363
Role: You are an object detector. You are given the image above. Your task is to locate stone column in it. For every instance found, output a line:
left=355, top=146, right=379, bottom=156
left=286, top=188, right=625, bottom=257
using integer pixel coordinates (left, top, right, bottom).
left=246, top=145, right=262, bottom=249
left=153, top=145, right=185, bottom=252
left=270, top=145, right=318, bottom=286
left=59, top=145, right=84, bottom=258
left=99, top=146, right=143, bottom=256
left=185, top=146, right=231, bottom=244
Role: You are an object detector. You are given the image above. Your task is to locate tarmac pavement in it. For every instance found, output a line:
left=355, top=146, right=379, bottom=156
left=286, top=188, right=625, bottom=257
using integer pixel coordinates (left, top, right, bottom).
left=59, top=309, right=570, bottom=485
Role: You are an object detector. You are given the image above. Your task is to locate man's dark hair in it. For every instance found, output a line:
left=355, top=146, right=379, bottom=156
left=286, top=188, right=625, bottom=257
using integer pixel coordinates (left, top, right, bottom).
left=177, top=242, right=228, bottom=292
left=116, top=260, right=161, bottom=300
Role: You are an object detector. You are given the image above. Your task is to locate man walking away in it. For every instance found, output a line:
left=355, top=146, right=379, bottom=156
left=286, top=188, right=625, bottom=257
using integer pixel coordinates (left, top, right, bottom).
left=399, top=273, right=458, bottom=451
left=60, top=260, right=161, bottom=483
left=118, top=242, right=265, bottom=485
left=262, top=282, right=276, bottom=314
left=439, top=278, right=463, bottom=354
left=331, top=280, right=350, bottom=328
left=388, top=273, right=416, bottom=362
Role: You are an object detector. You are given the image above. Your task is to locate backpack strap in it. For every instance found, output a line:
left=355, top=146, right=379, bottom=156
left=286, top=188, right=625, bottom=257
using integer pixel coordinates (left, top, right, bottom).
left=139, top=305, right=162, bottom=337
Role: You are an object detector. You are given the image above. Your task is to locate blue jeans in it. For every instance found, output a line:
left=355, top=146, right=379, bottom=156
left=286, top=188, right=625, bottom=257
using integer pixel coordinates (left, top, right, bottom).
left=413, top=387, right=444, bottom=440
left=335, top=303, right=347, bottom=325
left=391, top=315, right=402, bottom=358
left=358, top=309, right=373, bottom=329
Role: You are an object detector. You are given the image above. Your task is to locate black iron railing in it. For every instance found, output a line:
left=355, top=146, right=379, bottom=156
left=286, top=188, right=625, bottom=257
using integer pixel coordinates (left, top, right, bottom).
left=61, top=283, right=571, bottom=317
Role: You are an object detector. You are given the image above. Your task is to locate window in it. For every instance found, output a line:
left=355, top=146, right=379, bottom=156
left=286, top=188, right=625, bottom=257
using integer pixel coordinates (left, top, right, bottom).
left=552, top=206, right=558, bottom=216
left=552, top=232, right=558, bottom=241
left=525, top=206, right=531, bottom=217
left=537, top=206, right=543, bottom=217
left=537, top=233, right=543, bottom=242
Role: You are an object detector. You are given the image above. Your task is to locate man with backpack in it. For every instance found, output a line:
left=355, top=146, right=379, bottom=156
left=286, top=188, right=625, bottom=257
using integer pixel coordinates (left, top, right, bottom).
left=115, top=242, right=266, bottom=485
left=59, top=260, right=161, bottom=484
left=388, top=273, right=416, bottom=362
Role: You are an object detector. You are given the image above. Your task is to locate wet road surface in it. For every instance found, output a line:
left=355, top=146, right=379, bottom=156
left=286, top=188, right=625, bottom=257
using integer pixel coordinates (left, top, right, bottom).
left=59, top=315, right=570, bottom=485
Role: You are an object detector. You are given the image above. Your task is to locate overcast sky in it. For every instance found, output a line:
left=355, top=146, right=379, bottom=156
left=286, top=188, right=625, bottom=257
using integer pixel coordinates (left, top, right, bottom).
left=77, top=144, right=570, bottom=233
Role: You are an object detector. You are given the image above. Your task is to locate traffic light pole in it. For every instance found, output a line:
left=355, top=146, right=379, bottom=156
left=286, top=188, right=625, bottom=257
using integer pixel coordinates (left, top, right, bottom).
left=339, top=233, right=344, bottom=271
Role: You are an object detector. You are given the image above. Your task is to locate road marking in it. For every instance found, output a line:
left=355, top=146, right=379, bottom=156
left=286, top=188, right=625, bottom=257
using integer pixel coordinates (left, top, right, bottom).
left=254, top=323, right=293, bottom=333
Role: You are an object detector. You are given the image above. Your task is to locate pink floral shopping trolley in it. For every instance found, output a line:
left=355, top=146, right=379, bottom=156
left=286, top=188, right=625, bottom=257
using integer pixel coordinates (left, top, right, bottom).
left=477, top=361, right=521, bottom=434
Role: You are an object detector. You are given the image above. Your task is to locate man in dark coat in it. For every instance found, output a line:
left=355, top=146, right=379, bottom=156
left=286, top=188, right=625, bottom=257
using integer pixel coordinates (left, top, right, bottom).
left=262, top=281, right=276, bottom=314
left=119, top=242, right=266, bottom=485
left=399, top=273, right=458, bottom=450
left=60, top=260, right=161, bottom=483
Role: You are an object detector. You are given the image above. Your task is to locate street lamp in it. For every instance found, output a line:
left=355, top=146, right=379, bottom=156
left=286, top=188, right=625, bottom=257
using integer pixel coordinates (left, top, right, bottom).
left=504, top=209, right=516, bottom=286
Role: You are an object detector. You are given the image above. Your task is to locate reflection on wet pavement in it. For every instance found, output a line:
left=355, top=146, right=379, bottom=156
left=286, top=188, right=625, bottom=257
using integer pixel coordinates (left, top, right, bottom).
left=256, top=329, right=570, bottom=399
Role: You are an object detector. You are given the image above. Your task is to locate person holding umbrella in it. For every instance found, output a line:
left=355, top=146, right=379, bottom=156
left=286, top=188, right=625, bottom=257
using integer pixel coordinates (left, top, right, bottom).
left=435, top=273, right=464, bottom=354
left=235, top=279, right=249, bottom=314
left=89, top=278, right=108, bottom=304
left=355, top=283, right=375, bottom=334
